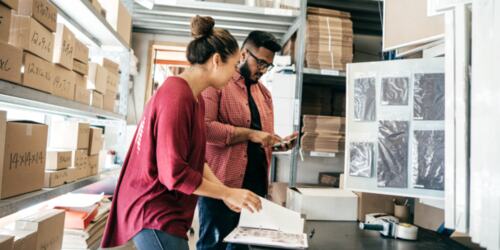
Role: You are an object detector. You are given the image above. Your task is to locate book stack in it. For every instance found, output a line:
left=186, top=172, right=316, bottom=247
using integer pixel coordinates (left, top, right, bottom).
left=301, top=115, right=345, bottom=153
left=305, top=7, right=353, bottom=71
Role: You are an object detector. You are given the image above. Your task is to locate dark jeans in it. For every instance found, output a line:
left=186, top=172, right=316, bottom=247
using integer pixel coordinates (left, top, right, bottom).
left=133, top=229, right=189, bottom=250
left=197, top=197, right=249, bottom=250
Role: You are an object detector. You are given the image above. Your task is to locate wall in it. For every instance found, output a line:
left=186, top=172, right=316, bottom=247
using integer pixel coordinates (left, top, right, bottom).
left=129, top=32, right=191, bottom=124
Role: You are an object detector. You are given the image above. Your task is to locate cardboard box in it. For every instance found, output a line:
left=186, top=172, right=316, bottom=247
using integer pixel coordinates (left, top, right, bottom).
left=71, top=149, right=88, bottom=170
left=10, top=15, right=54, bottom=62
left=0, top=4, right=13, bottom=43
left=339, top=173, right=344, bottom=189
left=286, top=187, right=358, bottom=221
left=103, top=91, right=115, bottom=112
left=45, top=151, right=71, bottom=171
left=52, top=23, right=75, bottom=70
left=44, top=169, right=71, bottom=188
left=87, top=63, right=107, bottom=94
left=0, top=235, right=14, bottom=249
left=318, top=172, right=341, bottom=187
left=90, top=90, right=103, bottom=109
left=65, top=167, right=76, bottom=183
left=98, top=0, right=131, bottom=46
left=100, top=58, right=119, bottom=73
left=22, top=52, right=53, bottom=93
left=0, top=228, right=37, bottom=250
left=88, top=154, right=98, bottom=176
left=73, top=40, right=88, bottom=64
left=17, top=0, right=57, bottom=32
left=1, top=0, right=19, bottom=10
left=90, top=0, right=103, bottom=17
left=0, top=111, right=47, bottom=199
left=268, top=182, right=288, bottom=207
left=0, top=41, right=22, bottom=83
left=106, top=70, right=119, bottom=92
left=52, top=65, right=75, bottom=100
left=88, top=127, right=102, bottom=155
left=48, top=121, right=90, bottom=150
left=72, top=60, right=88, bottom=76
left=356, top=192, right=406, bottom=222
left=414, top=199, right=444, bottom=231
left=15, top=209, right=65, bottom=250
left=74, top=75, right=90, bottom=105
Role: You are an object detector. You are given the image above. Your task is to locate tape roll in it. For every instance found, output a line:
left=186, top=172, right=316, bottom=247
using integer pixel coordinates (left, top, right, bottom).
left=395, top=223, right=418, bottom=240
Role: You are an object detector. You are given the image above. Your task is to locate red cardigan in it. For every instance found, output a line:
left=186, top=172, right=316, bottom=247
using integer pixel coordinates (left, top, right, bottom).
left=101, top=77, right=205, bottom=247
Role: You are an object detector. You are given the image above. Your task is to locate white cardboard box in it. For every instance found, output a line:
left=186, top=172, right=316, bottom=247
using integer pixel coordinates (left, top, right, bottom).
left=286, top=187, right=358, bottom=221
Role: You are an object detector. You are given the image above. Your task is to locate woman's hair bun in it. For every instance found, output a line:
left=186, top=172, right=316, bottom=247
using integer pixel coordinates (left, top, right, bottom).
left=191, top=15, right=215, bottom=39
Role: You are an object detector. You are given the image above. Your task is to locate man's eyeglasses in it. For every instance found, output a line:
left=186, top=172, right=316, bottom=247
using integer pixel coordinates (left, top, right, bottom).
left=247, top=49, right=274, bottom=72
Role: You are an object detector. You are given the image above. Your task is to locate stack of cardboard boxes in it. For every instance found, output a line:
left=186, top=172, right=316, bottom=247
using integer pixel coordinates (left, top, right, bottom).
left=0, top=209, right=65, bottom=250
left=73, top=40, right=90, bottom=105
left=301, top=115, right=346, bottom=153
left=48, top=121, right=103, bottom=183
left=101, top=58, right=119, bottom=112
left=0, top=110, right=48, bottom=199
left=305, top=7, right=353, bottom=71
left=87, top=58, right=119, bottom=112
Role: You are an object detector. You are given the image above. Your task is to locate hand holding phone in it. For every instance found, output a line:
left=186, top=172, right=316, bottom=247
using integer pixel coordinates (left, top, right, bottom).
left=272, top=132, right=299, bottom=151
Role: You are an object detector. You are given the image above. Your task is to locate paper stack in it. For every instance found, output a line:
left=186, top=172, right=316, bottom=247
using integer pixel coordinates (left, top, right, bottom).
left=305, top=7, right=353, bottom=71
left=225, top=197, right=308, bottom=249
left=301, top=115, right=345, bottom=153
left=48, top=193, right=110, bottom=250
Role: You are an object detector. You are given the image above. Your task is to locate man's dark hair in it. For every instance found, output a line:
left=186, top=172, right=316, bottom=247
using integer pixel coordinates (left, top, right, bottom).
left=242, top=31, right=282, bottom=53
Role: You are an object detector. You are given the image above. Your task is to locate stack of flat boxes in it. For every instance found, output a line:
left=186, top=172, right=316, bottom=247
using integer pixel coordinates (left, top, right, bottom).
left=48, top=121, right=91, bottom=182
left=301, top=115, right=346, bottom=153
left=305, top=7, right=353, bottom=71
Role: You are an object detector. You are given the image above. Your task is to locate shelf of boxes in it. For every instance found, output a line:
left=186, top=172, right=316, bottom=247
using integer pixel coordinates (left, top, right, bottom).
left=0, top=168, right=120, bottom=219
left=0, top=80, right=125, bottom=120
left=50, top=0, right=130, bottom=50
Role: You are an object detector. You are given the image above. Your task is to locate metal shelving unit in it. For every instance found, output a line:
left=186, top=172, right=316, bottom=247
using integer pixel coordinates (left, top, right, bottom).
left=0, top=80, right=125, bottom=120
left=50, top=0, right=130, bottom=50
left=280, top=0, right=383, bottom=186
left=0, top=168, right=120, bottom=218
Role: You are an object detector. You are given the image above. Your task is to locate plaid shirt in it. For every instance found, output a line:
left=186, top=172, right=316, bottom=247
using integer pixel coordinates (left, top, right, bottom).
left=202, top=73, right=274, bottom=188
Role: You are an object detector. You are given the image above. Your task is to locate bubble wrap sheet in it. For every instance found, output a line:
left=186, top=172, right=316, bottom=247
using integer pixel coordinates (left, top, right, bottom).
left=381, top=77, right=409, bottom=105
left=354, top=78, right=376, bottom=121
left=377, top=121, right=409, bottom=188
left=349, top=142, right=374, bottom=178
left=412, top=130, right=445, bottom=190
left=414, top=73, right=445, bottom=120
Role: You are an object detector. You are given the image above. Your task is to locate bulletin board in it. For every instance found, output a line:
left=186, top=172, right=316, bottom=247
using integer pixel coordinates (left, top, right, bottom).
left=344, top=58, right=445, bottom=199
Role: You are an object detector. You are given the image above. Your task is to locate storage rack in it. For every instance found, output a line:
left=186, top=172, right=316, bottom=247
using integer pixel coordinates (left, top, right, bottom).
left=0, top=0, right=132, bottom=218
left=280, top=0, right=383, bottom=186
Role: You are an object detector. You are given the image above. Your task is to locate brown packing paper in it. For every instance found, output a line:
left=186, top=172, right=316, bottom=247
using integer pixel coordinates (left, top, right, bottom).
left=88, top=127, right=103, bottom=155
left=10, top=15, right=54, bottom=62
left=48, top=121, right=90, bottom=150
left=0, top=228, right=37, bottom=250
left=74, top=74, right=90, bottom=105
left=0, top=4, right=12, bottom=43
left=0, top=112, right=47, bottom=199
left=73, top=60, right=88, bottom=76
left=73, top=39, right=88, bottom=64
left=90, top=91, right=103, bottom=109
left=45, top=151, right=71, bottom=170
left=15, top=209, right=65, bottom=250
left=53, top=23, right=75, bottom=70
left=52, top=65, right=75, bottom=100
left=1, top=0, right=19, bottom=10
left=17, top=0, right=57, bottom=32
left=0, top=41, right=22, bottom=83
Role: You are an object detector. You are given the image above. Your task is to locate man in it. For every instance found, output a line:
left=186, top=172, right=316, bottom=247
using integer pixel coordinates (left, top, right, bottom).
left=197, top=31, right=297, bottom=250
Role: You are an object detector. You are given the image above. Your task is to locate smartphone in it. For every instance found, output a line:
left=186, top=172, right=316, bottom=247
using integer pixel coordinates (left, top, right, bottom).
left=272, top=134, right=298, bottom=151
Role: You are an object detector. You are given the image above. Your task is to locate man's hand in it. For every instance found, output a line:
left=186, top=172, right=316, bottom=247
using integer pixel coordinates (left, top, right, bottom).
left=248, top=131, right=281, bottom=148
left=273, top=132, right=299, bottom=152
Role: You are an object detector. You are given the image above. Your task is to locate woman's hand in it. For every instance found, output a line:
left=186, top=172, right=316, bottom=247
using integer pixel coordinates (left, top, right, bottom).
left=222, top=188, right=262, bottom=213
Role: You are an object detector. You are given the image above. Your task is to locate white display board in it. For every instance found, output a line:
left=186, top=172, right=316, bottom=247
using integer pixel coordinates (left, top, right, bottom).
left=344, top=58, right=445, bottom=199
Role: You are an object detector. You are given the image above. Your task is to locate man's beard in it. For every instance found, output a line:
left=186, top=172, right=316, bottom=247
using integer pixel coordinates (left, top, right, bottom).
left=240, top=61, right=261, bottom=85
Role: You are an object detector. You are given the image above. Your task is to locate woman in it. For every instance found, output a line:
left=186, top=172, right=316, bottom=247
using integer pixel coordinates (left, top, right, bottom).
left=101, top=16, right=262, bottom=250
